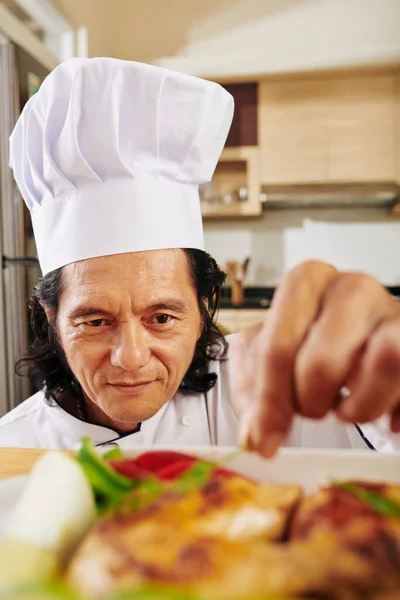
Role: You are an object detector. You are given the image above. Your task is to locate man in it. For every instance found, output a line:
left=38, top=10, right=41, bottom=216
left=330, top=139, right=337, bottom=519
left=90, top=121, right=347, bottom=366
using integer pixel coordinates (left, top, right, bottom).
left=0, top=58, right=399, bottom=455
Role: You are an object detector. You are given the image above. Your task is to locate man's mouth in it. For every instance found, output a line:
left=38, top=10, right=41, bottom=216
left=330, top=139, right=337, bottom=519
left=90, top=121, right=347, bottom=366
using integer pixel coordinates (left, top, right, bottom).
left=108, top=381, right=153, bottom=393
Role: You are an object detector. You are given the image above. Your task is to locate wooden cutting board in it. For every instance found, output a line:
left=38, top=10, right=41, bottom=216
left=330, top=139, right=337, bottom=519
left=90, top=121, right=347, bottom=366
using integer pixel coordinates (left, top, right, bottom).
left=0, top=448, right=71, bottom=479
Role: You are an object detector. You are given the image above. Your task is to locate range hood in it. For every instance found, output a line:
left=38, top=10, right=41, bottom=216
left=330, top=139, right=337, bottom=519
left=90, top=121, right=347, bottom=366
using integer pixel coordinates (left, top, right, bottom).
left=260, top=182, right=400, bottom=209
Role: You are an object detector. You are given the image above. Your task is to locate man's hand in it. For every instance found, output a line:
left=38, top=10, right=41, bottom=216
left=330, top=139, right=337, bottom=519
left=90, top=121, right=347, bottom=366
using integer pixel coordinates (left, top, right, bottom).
left=230, top=261, right=400, bottom=457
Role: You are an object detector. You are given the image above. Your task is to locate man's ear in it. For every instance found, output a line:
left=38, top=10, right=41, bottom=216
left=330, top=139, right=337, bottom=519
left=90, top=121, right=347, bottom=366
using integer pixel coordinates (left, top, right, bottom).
left=39, top=299, right=53, bottom=325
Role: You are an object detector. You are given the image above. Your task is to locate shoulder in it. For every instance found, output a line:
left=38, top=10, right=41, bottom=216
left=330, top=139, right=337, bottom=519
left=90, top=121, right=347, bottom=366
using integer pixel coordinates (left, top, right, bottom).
left=0, top=391, right=46, bottom=446
left=224, top=333, right=236, bottom=352
left=0, top=390, right=46, bottom=426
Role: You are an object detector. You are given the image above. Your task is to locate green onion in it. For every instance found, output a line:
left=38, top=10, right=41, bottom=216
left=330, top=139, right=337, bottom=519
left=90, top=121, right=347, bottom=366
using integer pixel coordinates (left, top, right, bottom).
left=173, top=460, right=217, bottom=493
left=0, top=581, right=81, bottom=599
left=102, top=447, right=124, bottom=461
left=104, top=585, right=307, bottom=600
left=76, top=438, right=137, bottom=513
left=335, top=482, right=400, bottom=517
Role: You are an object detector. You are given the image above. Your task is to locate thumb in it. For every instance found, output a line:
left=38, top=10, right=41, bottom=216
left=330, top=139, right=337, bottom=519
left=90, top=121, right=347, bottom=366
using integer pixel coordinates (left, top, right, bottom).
left=241, top=339, right=295, bottom=457
left=230, top=325, right=294, bottom=457
left=229, top=323, right=261, bottom=418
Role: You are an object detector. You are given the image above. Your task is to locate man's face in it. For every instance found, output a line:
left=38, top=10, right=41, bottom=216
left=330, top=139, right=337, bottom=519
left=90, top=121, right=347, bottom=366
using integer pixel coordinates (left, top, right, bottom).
left=55, top=249, right=202, bottom=431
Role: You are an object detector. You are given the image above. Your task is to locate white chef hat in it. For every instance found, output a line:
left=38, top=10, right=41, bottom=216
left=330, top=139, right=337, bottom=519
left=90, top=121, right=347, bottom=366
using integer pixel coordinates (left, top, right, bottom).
left=9, top=57, right=234, bottom=275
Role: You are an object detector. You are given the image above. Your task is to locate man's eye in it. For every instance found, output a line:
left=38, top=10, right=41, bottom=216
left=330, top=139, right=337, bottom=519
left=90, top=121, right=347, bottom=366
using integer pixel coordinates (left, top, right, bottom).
left=87, top=318, right=108, bottom=327
left=153, top=314, right=172, bottom=325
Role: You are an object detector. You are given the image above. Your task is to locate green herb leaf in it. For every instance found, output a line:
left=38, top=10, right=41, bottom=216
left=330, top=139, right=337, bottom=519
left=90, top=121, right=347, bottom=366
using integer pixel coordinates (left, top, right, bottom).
left=335, top=482, right=400, bottom=517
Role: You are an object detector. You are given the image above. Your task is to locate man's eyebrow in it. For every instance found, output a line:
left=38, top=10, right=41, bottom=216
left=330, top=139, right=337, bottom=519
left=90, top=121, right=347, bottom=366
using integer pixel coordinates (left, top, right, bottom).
left=67, top=298, right=189, bottom=320
left=146, top=299, right=189, bottom=313
left=67, top=305, right=112, bottom=320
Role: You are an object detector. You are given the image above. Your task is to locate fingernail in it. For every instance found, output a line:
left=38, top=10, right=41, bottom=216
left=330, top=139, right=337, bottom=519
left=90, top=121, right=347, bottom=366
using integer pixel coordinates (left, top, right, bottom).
left=260, top=432, right=286, bottom=458
left=391, top=414, right=400, bottom=434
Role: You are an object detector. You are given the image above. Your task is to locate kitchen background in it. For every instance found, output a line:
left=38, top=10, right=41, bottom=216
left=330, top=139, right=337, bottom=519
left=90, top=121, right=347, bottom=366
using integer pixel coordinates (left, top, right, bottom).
left=0, top=0, right=400, bottom=411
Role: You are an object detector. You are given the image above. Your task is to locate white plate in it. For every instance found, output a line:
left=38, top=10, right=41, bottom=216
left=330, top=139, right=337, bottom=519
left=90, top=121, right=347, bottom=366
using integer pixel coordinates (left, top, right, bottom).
left=0, top=447, right=399, bottom=541
left=0, top=475, right=27, bottom=539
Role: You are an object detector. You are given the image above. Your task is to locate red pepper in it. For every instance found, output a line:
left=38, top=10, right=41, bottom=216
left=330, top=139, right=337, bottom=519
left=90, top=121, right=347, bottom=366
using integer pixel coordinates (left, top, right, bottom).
left=111, top=450, right=240, bottom=483
left=158, top=460, right=237, bottom=481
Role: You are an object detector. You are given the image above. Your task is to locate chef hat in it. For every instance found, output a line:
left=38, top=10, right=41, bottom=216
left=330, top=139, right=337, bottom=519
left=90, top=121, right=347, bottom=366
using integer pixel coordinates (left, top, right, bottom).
left=9, top=57, right=234, bottom=275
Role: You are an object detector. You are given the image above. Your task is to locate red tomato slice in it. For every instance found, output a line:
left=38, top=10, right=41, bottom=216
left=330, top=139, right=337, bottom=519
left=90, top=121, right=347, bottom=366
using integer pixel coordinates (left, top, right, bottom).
left=110, top=460, right=152, bottom=480
left=134, top=451, right=198, bottom=474
left=109, top=451, right=198, bottom=481
left=157, top=460, right=196, bottom=480
left=110, top=450, right=241, bottom=483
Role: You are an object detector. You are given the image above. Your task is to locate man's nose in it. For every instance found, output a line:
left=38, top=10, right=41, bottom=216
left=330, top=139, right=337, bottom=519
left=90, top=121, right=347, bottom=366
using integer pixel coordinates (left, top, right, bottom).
left=110, top=321, right=151, bottom=371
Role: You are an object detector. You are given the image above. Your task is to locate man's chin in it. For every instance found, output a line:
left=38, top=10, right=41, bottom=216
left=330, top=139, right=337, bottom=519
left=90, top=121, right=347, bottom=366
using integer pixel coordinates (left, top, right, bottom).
left=97, top=394, right=165, bottom=430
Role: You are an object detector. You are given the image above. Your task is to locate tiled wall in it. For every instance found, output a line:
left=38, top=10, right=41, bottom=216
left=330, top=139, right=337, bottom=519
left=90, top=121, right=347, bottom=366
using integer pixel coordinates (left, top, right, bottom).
left=203, top=207, right=400, bottom=286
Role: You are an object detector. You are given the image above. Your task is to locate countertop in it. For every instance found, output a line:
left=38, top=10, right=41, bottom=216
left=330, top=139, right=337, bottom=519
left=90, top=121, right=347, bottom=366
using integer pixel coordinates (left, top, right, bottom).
left=0, top=448, right=71, bottom=479
left=220, top=287, right=274, bottom=309
left=220, top=286, right=400, bottom=310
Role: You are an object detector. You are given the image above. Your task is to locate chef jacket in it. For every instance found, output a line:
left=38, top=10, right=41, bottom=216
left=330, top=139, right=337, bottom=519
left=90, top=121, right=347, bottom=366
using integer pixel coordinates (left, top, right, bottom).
left=0, top=340, right=399, bottom=453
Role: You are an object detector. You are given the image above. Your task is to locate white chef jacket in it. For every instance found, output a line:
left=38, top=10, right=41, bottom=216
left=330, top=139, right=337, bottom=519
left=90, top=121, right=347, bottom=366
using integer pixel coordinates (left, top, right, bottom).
left=0, top=342, right=399, bottom=453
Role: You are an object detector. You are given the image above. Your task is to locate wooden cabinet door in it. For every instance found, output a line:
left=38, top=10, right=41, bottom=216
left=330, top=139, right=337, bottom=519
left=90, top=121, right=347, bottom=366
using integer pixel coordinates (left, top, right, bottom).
left=258, top=79, right=328, bottom=184
left=326, top=75, right=396, bottom=182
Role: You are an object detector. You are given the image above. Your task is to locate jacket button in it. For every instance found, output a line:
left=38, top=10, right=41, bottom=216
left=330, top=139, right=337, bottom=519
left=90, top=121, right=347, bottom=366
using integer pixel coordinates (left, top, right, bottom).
left=181, top=415, right=193, bottom=427
left=100, top=441, right=120, bottom=450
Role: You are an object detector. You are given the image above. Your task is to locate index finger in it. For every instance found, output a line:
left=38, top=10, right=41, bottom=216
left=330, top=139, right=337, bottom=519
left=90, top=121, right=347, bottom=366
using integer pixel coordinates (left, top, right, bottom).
left=248, top=261, right=338, bottom=457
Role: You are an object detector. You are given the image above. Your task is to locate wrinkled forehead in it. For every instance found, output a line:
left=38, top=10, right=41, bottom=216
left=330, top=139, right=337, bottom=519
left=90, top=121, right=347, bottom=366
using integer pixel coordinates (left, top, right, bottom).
left=59, top=249, right=194, bottom=304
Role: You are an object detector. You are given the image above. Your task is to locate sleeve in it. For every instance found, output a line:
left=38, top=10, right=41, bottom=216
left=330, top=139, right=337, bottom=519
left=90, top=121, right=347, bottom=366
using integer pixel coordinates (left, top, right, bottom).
left=355, top=416, right=400, bottom=452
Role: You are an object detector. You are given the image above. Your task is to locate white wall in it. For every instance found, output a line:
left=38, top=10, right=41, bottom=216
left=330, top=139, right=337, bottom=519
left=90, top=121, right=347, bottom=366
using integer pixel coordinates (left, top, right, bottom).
left=154, top=0, right=400, bottom=78
left=203, top=207, right=400, bottom=286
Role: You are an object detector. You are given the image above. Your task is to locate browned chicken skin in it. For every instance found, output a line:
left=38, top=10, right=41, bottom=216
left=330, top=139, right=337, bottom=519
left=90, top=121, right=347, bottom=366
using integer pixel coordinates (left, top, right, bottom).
left=66, top=477, right=400, bottom=600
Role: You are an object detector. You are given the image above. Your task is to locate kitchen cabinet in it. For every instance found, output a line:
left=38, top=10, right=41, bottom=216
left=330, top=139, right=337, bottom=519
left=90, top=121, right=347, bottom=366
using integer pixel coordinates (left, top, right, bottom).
left=259, top=80, right=328, bottom=184
left=217, top=309, right=266, bottom=334
left=258, top=74, right=397, bottom=186
left=223, top=82, right=258, bottom=147
left=205, top=70, right=400, bottom=219
left=326, top=75, right=395, bottom=181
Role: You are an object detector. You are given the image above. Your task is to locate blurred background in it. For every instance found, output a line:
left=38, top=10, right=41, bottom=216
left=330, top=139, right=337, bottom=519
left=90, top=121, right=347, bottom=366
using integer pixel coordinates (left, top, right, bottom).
left=0, top=0, right=400, bottom=411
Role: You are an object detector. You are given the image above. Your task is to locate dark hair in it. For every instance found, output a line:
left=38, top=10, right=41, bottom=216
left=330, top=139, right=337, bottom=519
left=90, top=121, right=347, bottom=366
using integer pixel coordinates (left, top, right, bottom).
left=15, top=249, right=227, bottom=400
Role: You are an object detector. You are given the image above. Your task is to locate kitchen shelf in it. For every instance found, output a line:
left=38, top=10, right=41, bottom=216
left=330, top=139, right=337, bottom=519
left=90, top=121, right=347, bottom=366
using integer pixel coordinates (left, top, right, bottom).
left=201, top=146, right=261, bottom=218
